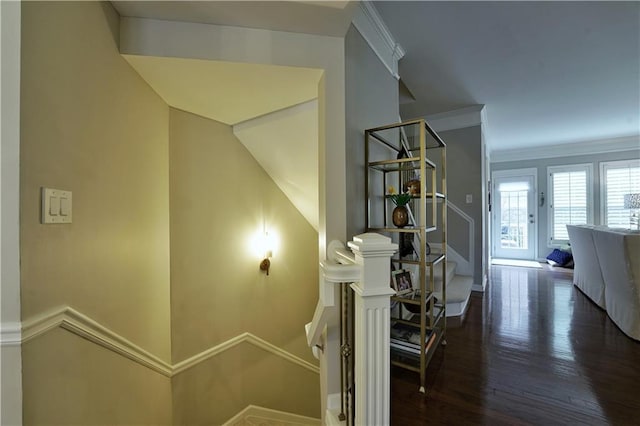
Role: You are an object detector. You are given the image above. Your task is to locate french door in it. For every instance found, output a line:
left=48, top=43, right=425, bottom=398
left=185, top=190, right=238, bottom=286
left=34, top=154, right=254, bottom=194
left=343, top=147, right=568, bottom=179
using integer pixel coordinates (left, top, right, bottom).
left=492, top=169, right=537, bottom=260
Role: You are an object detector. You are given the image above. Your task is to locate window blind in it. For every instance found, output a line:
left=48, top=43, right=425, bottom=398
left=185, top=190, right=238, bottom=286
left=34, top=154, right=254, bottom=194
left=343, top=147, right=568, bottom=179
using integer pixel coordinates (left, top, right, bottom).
left=551, top=170, right=587, bottom=241
left=604, top=163, right=640, bottom=228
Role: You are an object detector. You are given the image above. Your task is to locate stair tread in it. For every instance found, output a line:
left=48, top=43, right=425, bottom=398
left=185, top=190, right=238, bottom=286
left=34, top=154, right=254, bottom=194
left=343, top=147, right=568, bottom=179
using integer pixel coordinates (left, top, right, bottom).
left=446, top=275, right=474, bottom=303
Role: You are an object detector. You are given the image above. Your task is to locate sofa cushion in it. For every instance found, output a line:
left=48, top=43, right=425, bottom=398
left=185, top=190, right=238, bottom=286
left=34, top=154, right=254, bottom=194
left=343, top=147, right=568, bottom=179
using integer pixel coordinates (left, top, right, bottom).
left=546, top=248, right=572, bottom=266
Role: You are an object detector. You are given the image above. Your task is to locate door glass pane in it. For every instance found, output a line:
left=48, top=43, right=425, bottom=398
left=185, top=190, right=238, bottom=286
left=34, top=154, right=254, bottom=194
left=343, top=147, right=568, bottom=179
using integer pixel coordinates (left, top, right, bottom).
left=500, top=189, right=529, bottom=249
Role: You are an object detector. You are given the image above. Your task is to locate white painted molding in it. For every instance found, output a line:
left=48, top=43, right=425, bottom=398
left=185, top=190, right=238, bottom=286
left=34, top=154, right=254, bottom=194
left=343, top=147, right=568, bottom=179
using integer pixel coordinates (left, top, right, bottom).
left=22, top=306, right=174, bottom=377
left=174, top=332, right=320, bottom=375
left=472, top=274, right=487, bottom=293
left=491, top=135, right=640, bottom=163
left=223, top=405, right=321, bottom=426
left=351, top=1, right=405, bottom=79
left=0, top=322, right=22, bottom=346
left=21, top=306, right=319, bottom=377
left=320, top=262, right=361, bottom=284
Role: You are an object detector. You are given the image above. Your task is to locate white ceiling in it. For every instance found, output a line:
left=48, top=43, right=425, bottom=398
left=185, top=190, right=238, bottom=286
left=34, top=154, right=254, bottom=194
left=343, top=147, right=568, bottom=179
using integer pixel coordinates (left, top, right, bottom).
left=122, top=55, right=322, bottom=125
left=375, top=1, right=640, bottom=152
left=112, top=1, right=639, bottom=154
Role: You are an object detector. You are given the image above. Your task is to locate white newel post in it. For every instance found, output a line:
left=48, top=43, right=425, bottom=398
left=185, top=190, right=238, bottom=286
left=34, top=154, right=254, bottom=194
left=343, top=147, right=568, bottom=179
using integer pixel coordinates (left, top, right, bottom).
left=348, top=233, right=398, bottom=426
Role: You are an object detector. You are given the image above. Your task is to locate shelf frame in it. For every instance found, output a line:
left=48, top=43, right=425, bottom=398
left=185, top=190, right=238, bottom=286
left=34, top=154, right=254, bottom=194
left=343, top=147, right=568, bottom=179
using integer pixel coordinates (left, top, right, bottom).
left=364, top=118, right=448, bottom=393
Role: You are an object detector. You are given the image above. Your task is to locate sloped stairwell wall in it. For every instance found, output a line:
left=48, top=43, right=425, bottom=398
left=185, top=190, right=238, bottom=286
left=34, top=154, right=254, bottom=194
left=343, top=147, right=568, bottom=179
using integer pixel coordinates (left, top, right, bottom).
left=169, top=109, right=320, bottom=425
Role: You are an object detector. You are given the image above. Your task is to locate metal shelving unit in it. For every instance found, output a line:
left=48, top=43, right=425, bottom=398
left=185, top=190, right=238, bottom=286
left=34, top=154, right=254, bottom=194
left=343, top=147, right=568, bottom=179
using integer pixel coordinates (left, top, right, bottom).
left=364, top=119, right=447, bottom=393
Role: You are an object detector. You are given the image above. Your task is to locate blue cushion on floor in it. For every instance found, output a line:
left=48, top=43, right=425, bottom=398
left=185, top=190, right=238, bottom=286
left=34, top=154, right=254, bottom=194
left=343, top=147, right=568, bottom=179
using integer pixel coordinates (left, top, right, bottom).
left=546, top=249, right=572, bottom=266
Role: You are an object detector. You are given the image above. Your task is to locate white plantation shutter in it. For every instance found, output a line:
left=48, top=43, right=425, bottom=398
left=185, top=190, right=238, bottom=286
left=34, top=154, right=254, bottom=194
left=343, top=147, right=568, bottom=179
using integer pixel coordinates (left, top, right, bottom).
left=548, top=165, right=592, bottom=244
left=602, top=160, right=640, bottom=228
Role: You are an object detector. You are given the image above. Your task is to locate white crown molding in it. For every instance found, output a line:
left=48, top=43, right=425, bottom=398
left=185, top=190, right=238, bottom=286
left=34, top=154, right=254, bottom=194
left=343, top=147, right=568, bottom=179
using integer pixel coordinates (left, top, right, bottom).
left=0, top=322, right=22, bottom=346
left=491, top=135, right=640, bottom=163
left=20, top=306, right=319, bottom=377
left=223, top=405, right=321, bottom=426
left=351, top=1, right=405, bottom=79
left=424, top=105, right=485, bottom=133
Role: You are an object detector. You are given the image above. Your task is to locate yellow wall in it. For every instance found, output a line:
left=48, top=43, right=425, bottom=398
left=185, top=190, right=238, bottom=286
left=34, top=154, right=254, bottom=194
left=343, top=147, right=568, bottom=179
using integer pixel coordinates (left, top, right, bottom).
left=22, top=329, right=173, bottom=425
left=20, top=2, right=320, bottom=423
left=20, top=1, right=172, bottom=423
left=169, top=108, right=320, bottom=422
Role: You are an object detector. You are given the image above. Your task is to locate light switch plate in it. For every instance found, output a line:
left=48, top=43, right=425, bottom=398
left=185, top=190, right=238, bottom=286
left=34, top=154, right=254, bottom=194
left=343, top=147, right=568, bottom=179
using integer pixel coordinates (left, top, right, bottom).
left=466, top=194, right=473, bottom=204
left=41, top=187, right=72, bottom=224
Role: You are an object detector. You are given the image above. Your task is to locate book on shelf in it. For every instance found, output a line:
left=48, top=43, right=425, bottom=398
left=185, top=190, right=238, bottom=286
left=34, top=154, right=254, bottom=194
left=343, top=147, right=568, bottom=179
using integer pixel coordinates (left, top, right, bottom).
left=390, top=322, right=437, bottom=355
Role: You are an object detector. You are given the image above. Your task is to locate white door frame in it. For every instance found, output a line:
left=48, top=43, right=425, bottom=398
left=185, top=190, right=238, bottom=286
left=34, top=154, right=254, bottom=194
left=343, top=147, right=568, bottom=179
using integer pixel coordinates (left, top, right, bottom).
left=491, top=168, right=538, bottom=260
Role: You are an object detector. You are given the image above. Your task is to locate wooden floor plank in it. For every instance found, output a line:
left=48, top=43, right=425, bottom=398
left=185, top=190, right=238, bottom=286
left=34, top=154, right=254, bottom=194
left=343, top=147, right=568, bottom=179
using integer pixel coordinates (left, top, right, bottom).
left=391, top=265, right=640, bottom=425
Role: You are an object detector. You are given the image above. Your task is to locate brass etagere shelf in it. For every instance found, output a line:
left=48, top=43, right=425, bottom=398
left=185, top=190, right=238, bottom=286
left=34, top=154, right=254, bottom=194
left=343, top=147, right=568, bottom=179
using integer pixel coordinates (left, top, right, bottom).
left=364, top=118, right=447, bottom=393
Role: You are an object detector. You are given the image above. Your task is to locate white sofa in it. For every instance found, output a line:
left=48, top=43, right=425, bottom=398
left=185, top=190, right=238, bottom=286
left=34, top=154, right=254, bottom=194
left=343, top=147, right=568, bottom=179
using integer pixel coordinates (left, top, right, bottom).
left=592, top=228, right=640, bottom=341
left=566, top=225, right=606, bottom=308
left=568, top=224, right=640, bottom=341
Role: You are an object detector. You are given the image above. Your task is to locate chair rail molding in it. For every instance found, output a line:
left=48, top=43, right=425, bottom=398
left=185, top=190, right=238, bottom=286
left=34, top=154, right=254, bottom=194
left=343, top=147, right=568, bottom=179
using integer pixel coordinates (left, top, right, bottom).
left=0, top=322, right=22, bottom=346
left=20, top=306, right=318, bottom=377
left=22, top=306, right=174, bottom=377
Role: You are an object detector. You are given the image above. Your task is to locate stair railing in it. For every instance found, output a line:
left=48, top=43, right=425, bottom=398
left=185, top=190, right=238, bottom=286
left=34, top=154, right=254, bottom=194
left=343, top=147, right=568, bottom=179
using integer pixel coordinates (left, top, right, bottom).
left=306, top=233, right=397, bottom=426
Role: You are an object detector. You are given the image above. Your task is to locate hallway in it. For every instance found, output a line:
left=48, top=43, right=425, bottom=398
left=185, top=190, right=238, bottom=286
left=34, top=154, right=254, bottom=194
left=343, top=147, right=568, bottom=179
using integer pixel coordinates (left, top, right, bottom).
left=391, top=265, right=640, bottom=425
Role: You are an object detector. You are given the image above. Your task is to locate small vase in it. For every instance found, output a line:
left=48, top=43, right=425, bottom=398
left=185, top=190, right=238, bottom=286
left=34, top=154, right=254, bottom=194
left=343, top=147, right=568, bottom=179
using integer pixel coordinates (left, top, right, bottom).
left=392, top=205, right=409, bottom=228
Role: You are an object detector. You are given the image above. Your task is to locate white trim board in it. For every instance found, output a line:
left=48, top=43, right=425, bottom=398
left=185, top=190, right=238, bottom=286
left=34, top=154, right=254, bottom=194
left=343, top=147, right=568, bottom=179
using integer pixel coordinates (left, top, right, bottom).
left=21, top=306, right=319, bottom=377
left=491, top=135, right=640, bottom=163
left=351, top=1, right=405, bottom=79
left=0, top=322, right=22, bottom=346
left=223, top=405, right=321, bottom=426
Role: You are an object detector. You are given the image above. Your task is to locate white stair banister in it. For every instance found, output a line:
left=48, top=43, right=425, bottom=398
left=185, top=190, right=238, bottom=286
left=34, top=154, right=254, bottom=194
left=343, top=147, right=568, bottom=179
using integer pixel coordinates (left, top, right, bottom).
left=348, top=233, right=398, bottom=426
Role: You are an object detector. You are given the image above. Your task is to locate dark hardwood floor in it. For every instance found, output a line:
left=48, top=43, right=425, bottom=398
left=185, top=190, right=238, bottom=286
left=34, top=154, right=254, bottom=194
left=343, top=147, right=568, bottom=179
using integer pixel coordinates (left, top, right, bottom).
left=391, top=265, right=640, bottom=425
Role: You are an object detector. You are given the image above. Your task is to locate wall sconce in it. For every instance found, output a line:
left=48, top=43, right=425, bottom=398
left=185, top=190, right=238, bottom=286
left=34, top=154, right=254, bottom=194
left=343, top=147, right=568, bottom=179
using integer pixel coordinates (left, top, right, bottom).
left=259, top=232, right=275, bottom=276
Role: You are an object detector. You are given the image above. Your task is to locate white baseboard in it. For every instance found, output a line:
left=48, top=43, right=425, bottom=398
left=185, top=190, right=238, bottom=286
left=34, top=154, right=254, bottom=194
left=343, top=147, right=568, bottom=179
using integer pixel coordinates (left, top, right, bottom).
left=472, top=274, right=487, bottom=292
left=223, top=405, right=321, bottom=426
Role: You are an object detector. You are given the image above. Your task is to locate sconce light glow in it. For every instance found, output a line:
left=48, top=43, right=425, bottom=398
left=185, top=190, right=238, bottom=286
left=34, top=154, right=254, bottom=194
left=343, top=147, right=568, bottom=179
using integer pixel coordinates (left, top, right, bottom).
left=254, top=229, right=279, bottom=276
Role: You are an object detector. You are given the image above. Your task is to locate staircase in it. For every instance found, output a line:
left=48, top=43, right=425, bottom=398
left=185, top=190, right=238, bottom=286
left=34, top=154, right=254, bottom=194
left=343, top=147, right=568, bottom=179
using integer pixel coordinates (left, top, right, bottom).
left=434, top=260, right=473, bottom=318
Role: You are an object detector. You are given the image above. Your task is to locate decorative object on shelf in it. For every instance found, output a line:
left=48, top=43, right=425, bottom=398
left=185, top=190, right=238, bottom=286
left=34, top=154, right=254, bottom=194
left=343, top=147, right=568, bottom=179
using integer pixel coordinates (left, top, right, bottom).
left=388, top=186, right=411, bottom=228
left=399, top=233, right=415, bottom=257
left=392, top=269, right=414, bottom=295
left=392, top=206, right=409, bottom=227
left=403, top=179, right=420, bottom=196
left=624, top=193, right=640, bottom=230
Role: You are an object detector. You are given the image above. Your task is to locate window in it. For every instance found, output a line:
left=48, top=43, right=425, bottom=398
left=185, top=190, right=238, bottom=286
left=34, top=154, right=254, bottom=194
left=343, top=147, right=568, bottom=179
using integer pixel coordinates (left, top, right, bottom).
left=548, top=164, right=593, bottom=245
left=601, top=160, right=640, bottom=228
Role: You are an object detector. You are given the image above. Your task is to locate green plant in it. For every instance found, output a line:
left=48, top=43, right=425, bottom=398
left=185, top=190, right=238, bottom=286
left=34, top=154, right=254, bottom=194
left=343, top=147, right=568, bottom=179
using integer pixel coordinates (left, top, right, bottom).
left=388, top=185, right=411, bottom=206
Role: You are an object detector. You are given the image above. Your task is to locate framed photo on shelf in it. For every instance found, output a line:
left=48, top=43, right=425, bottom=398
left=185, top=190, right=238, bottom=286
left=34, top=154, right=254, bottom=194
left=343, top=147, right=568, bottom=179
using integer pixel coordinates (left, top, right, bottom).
left=392, top=269, right=414, bottom=295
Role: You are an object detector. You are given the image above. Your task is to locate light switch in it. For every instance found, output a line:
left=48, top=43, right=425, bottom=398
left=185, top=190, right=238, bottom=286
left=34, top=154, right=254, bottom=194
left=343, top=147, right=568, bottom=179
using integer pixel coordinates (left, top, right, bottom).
left=41, top=188, right=72, bottom=224
left=60, top=197, right=70, bottom=216
left=466, top=194, right=473, bottom=204
left=49, top=196, right=60, bottom=216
